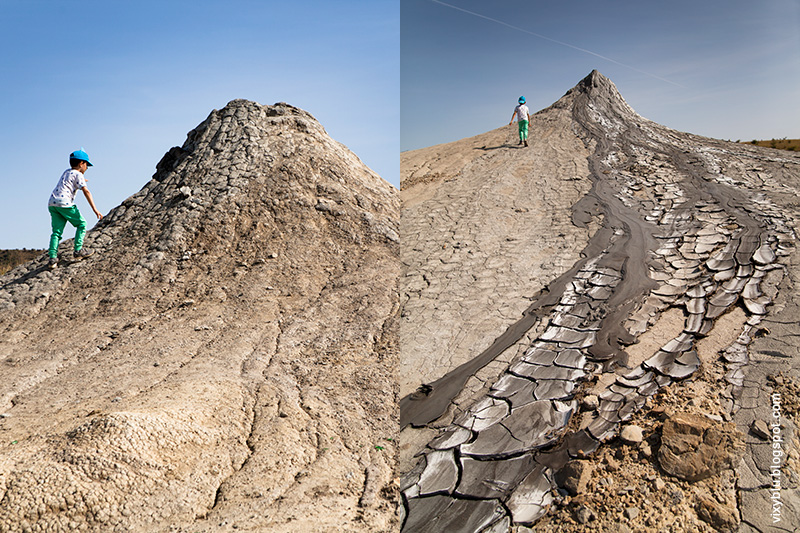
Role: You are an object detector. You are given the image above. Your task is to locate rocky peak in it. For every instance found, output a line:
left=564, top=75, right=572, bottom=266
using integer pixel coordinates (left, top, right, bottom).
left=552, top=69, right=640, bottom=127
left=574, top=69, right=618, bottom=95
left=568, top=70, right=626, bottom=103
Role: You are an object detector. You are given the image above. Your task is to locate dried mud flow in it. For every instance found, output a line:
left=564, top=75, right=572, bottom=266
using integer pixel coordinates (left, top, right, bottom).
left=399, top=71, right=800, bottom=532
left=0, top=101, right=400, bottom=532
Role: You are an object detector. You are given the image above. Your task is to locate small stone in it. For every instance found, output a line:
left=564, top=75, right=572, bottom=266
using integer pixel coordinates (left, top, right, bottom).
left=650, top=406, right=669, bottom=421
left=617, top=484, right=635, bottom=495
left=582, top=394, right=599, bottom=411
left=624, top=507, right=640, bottom=520
left=696, top=495, right=739, bottom=531
left=620, top=425, right=644, bottom=444
left=750, top=419, right=771, bottom=440
left=573, top=503, right=596, bottom=524
left=654, top=478, right=666, bottom=491
left=556, top=460, right=593, bottom=496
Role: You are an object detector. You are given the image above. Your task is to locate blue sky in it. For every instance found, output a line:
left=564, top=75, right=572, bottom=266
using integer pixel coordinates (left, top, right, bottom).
left=2, top=0, right=398, bottom=249
left=4, top=1, right=799, bottom=250
left=402, top=0, right=800, bottom=151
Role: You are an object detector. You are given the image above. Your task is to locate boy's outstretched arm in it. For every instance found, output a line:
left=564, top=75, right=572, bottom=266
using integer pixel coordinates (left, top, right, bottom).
left=81, top=187, right=103, bottom=220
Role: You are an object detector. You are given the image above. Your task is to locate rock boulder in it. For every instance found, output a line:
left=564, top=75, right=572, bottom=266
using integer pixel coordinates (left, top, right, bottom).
left=658, top=413, right=745, bottom=482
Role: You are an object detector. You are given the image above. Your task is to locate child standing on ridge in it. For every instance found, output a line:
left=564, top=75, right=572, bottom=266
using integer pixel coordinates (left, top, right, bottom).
left=47, top=148, right=103, bottom=269
left=509, top=96, right=530, bottom=147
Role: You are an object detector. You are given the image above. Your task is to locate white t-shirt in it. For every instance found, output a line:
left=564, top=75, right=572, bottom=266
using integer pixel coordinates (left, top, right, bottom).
left=514, top=104, right=530, bottom=123
left=49, top=169, right=87, bottom=207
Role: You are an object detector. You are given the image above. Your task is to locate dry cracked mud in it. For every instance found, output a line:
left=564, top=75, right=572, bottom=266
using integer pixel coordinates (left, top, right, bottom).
left=0, top=100, right=400, bottom=532
left=399, top=71, right=800, bottom=532
left=3, top=72, right=800, bottom=533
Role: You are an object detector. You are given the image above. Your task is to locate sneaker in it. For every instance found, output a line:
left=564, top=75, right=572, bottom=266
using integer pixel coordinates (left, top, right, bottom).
left=74, top=248, right=94, bottom=260
left=524, top=141, right=529, bottom=147
left=48, top=257, right=58, bottom=269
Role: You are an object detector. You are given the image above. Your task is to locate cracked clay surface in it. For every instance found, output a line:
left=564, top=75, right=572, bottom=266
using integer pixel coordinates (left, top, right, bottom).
left=400, top=71, right=800, bottom=532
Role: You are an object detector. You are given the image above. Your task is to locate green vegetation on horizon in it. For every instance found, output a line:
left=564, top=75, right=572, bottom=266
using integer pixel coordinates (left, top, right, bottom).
left=739, top=138, right=800, bottom=152
left=0, top=249, right=43, bottom=275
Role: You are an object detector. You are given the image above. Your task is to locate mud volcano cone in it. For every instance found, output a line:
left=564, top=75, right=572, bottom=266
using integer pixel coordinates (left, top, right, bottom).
left=400, top=71, right=800, bottom=531
left=0, top=100, right=400, bottom=532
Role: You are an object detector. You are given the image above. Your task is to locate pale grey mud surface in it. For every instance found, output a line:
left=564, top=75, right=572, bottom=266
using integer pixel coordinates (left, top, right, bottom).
left=0, top=100, right=400, bottom=532
left=400, top=71, right=800, bottom=532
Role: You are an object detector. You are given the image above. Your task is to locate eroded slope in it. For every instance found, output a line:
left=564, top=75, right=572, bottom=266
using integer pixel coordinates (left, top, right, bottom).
left=400, top=71, right=800, bottom=532
left=400, top=102, right=596, bottom=428
left=0, top=100, right=400, bottom=532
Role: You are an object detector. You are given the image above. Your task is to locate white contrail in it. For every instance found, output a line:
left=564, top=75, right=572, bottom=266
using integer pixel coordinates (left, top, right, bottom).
left=429, top=0, right=685, bottom=88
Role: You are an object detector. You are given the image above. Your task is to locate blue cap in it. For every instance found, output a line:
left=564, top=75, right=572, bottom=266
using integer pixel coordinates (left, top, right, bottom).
left=70, top=148, right=93, bottom=166
left=518, top=96, right=526, bottom=104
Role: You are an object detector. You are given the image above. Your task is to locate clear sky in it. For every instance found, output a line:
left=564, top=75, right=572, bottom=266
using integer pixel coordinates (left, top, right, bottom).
left=402, top=0, right=800, bottom=152
left=2, top=0, right=398, bottom=250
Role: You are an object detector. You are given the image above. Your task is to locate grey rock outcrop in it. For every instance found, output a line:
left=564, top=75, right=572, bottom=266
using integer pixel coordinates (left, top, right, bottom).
left=0, top=100, right=400, bottom=532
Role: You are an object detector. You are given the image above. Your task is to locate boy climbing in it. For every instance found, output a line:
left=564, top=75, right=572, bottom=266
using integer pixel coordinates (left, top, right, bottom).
left=509, top=96, right=530, bottom=147
left=47, top=148, right=103, bottom=269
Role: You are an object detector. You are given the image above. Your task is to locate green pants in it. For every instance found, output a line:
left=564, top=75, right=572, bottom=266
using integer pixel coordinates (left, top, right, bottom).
left=48, top=205, right=87, bottom=258
left=518, top=120, right=529, bottom=141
